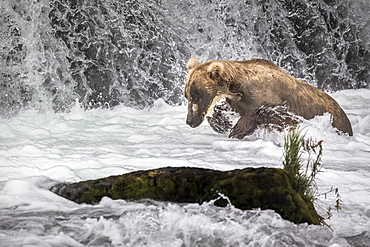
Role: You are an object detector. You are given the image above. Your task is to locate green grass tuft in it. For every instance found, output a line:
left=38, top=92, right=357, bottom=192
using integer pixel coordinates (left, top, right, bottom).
left=282, top=127, right=322, bottom=202
left=282, top=126, right=342, bottom=226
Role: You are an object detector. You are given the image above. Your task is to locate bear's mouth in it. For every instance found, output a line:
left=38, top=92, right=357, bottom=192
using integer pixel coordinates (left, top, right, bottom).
left=205, top=91, right=242, bottom=118
left=189, top=95, right=228, bottom=128
left=205, top=95, right=226, bottom=118
left=187, top=92, right=240, bottom=128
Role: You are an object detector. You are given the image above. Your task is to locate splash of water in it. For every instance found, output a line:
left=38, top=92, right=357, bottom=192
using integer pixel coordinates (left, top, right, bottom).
left=1, top=0, right=369, bottom=117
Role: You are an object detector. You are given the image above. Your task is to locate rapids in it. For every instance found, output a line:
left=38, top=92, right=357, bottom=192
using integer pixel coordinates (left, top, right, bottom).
left=0, top=0, right=370, bottom=246
left=0, top=89, right=370, bottom=246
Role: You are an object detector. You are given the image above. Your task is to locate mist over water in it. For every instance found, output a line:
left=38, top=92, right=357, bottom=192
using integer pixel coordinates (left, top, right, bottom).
left=1, top=0, right=369, bottom=116
left=1, top=0, right=370, bottom=246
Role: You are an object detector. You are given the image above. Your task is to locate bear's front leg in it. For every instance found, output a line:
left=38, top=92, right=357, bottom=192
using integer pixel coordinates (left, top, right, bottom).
left=206, top=101, right=237, bottom=134
left=206, top=112, right=232, bottom=134
left=228, top=114, right=254, bottom=139
left=229, top=104, right=301, bottom=139
left=206, top=115, right=232, bottom=134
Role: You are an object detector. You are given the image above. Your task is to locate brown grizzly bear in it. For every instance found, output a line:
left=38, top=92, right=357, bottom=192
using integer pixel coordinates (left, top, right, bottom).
left=184, top=57, right=353, bottom=136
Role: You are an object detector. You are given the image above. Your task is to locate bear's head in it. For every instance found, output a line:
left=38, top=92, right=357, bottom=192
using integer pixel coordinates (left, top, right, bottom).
left=184, top=58, right=242, bottom=128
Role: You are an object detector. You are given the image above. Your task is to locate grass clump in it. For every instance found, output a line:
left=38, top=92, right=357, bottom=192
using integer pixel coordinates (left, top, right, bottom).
left=282, top=126, right=342, bottom=225
left=282, top=127, right=323, bottom=202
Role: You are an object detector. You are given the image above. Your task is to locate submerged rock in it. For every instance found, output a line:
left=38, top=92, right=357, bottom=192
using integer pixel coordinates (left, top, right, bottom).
left=51, top=167, right=320, bottom=225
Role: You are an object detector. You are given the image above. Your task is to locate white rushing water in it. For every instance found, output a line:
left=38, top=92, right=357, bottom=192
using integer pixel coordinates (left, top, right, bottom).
left=0, top=89, right=370, bottom=246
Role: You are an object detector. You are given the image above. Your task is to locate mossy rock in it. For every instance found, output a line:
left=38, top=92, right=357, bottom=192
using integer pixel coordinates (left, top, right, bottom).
left=51, top=167, right=320, bottom=225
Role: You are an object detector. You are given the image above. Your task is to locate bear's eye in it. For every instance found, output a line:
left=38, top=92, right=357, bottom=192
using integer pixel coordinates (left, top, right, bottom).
left=189, top=82, right=208, bottom=102
left=191, top=89, right=202, bottom=101
left=192, top=94, right=200, bottom=101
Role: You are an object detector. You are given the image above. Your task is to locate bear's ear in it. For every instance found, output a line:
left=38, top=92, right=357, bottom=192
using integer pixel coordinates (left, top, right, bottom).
left=186, top=57, right=200, bottom=71
left=207, top=62, right=224, bottom=81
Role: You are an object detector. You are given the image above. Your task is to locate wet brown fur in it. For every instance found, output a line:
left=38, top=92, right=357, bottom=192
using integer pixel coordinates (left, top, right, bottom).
left=229, top=104, right=300, bottom=139
left=184, top=58, right=353, bottom=136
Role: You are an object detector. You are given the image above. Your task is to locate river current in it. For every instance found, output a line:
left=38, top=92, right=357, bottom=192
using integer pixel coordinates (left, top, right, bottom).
left=0, top=89, right=370, bottom=246
left=1, top=0, right=369, bottom=246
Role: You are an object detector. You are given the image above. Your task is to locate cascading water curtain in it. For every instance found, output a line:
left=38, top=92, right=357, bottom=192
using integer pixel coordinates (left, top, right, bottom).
left=1, top=0, right=369, bottom=117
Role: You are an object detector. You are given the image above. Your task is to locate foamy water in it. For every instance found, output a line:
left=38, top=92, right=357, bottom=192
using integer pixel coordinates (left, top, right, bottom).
left=0, top=89, right=369, bottom=246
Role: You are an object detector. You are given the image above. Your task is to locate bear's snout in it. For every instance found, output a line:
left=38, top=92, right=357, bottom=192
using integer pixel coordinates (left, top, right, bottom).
left=186, top=102, right=206, bottom=128
left=186, top=118, right=196, bottom=128
left=186, top=114, right=204, bottom=128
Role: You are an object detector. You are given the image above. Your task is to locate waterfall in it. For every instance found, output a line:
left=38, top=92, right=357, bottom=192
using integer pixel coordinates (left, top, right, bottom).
left=1, top=0, right=369, bottom=117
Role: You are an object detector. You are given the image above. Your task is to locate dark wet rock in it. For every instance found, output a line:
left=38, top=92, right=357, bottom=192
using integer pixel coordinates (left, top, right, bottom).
left=51, top=166, right=321, bottom=225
